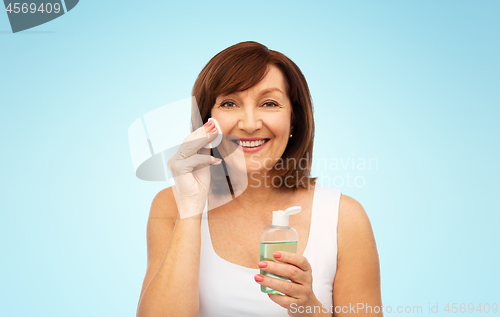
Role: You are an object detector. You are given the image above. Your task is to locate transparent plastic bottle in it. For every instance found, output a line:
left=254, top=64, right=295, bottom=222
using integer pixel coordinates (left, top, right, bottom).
left=260, top=206, right=301, bottom=294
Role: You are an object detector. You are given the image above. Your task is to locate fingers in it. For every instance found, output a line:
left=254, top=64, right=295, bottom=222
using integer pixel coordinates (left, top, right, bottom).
left=177, top=121, right=218, bottom=159
left=254, top=273, right=302, bottom=299
left=267, top=293, right=296, bottom=308
left=272, top=251, right=311, bottom=272
left=258, top=260, right=311, bottom=284
left=191, top=154, right=223, bottom=173
left=167, top=121, right=218, bottom=170
left=254, top=253, right=313, bottom=300
left=197, top=147, right=211, bottom=156
left=177, top=133, right=217, bottom=160
left=169, top=154, right=222, bottom=176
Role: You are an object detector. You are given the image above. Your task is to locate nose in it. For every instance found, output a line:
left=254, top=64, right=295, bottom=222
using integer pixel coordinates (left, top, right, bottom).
left=237, top=107, right=262, bottom=134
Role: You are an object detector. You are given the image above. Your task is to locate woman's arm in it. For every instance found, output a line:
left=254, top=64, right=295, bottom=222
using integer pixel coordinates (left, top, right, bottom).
left=332, top=194, right=383, bottom=316
left=136, top=186, right=203, bottom=317
left=136, top=121, right=218, bottom=317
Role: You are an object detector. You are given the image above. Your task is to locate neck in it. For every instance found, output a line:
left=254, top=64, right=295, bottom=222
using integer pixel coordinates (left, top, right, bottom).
left=230, top=171, right=294, bottom=214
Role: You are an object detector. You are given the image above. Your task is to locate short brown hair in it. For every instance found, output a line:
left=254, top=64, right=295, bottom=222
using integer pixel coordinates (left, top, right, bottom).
left=192, top=41, right=316, bottom=189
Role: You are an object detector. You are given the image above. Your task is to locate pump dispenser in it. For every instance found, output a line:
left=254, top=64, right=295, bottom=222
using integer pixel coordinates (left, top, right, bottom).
left=260, top=206, right=302, bottom=294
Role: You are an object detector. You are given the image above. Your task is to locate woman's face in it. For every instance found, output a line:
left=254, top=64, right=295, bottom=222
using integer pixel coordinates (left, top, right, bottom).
left=211, top=64, right=292, bottom=176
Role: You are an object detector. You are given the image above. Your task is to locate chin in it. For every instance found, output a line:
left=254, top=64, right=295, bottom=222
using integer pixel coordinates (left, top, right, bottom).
left=225, top=161, right=265, bottom=175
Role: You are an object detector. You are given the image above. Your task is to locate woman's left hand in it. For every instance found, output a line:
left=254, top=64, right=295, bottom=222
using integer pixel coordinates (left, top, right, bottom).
left=254, top=251, right=328, bottom=316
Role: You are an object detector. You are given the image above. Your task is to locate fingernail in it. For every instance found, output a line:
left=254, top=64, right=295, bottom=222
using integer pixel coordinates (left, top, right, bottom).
left=210, top=126, right=218, bottom=134
left=258, top=261, right=267, bottom=268
left=273, top=252, right=281, bottom=259
left=204, top=122, right=215, bottom=132
left=212, top=158, right=222, bottom=165
left=254, top=274, right=264, bottom=282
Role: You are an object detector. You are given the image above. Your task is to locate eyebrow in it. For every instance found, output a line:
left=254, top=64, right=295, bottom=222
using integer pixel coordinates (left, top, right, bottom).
left=258, top=87, right=283, bottom=96
left=219, top=87, right=284, bottom=100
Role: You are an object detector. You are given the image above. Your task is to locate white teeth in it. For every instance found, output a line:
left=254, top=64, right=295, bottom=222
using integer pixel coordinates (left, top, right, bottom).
left=237, top=139, right=267, bottom=147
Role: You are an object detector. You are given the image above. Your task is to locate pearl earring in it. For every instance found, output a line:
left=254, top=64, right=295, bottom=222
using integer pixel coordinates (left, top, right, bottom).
left=289, top=134, right=293, bottom=138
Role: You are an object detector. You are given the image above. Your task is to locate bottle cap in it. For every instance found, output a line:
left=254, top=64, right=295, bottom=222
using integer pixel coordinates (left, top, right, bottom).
left=203, top=118, right=223, bottom=148
left=272, top=206, right=302, bottom=227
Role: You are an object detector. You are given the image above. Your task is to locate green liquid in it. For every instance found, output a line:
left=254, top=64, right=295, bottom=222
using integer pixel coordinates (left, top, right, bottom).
left=260, top=241, right=297, bottom=294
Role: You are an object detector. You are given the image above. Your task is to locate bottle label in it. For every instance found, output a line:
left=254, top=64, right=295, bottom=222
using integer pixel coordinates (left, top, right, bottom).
left=260, top=241, right=297, bottom=294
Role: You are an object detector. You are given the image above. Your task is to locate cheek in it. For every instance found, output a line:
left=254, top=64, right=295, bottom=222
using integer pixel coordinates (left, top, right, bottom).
left=218, top=121, right=236, bottom=136
left=267, top=117, right=291, bottom=140
left=211, top=113, right=232, bottom=134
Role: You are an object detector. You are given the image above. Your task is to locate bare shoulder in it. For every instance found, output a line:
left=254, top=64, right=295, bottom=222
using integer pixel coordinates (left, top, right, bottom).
left=138, top=186, right=179, bottom=303
left=333, top=193, right=382, bottom=311
left=338, top=194, right=375, bottom=247
left=149, top=186, right=179, bottom=224
left=339, top=194, right=368, bottom=221
left=144, top=187, right=179, bottom=263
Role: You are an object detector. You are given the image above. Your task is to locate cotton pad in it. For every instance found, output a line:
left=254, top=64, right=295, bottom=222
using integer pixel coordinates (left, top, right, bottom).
left=203, top=118, right=223, bottom=148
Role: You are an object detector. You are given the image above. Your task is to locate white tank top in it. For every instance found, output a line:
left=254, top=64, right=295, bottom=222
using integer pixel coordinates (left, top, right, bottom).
left=198, top=184, right=341, bottom=316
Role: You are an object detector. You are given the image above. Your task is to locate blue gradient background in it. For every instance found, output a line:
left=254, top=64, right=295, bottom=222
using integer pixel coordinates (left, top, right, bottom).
left=1, top=1, right=498, bottom=316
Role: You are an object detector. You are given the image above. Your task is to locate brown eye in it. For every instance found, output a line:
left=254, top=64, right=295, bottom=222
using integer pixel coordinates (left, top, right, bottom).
left=262, top=101, right=278, bottom=107
left=221, top=102, right=236, bottom=108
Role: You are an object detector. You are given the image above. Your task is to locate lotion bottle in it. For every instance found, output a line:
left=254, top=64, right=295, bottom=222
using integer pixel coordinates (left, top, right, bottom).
left=260, top=206, right=302, bottom=294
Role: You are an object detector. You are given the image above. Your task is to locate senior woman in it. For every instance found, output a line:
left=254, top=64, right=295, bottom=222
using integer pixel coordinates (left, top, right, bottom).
left=136, top=41, right=382, bottom=317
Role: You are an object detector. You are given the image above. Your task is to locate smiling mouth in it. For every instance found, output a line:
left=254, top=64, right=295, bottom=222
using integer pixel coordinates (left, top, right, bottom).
left=232, top=139, right=270, bottom=148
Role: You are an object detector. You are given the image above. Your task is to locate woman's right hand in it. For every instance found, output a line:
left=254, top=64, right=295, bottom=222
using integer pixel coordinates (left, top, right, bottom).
left=167, top=119, right=221, bottom=217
